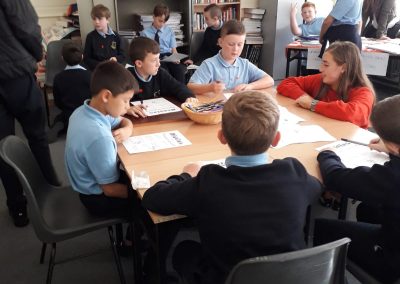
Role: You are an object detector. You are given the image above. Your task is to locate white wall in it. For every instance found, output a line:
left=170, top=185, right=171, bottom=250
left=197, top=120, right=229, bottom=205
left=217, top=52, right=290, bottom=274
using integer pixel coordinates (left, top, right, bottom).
left=31, top=0, right=76, bottom=29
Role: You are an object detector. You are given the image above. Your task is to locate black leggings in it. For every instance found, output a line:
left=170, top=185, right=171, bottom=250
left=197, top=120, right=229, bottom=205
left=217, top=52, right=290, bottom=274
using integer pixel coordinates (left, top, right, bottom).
left=319, top=24, right=362, bottom=57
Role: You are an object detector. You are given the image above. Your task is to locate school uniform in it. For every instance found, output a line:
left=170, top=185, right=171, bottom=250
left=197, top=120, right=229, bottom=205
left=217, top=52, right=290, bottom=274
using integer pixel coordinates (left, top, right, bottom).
left=83, top=27, right=125, bottom=71
left=142, top=153, right=322, bottom=284
left=299, top=17, right=324, bottom=36
left=320, top=0, right=363, bottom=56
left=141, top=25, right=187, bottom=83
left=189, top=51, right=267, bottom=90
left=53, top=65, right=91, bottom=127
left=127, top=66, right=194, bottom=102
left=315, top=150, right=400, bottom=283
left=192, top=22, right=222, bottom=64
left=277, top=74, right=374, bottom=129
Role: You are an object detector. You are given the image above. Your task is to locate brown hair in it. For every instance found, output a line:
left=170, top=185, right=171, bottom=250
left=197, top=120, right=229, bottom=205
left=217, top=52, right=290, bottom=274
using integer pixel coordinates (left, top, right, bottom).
left=62, top=41, right=83, bottom=66
left=91, top=61, right=138, bottom=97
left=222, top=91, right=280, bottom=155
left=220, top=20, right=246, bottom=37
left=153, top=3, right=170, bottom=22
left=91, top=4, right=111, bottom=19
left=301, top=2, right=316, bottom=10
left=370, top=94, right=400, bottom=145
left=316, top=41, right=376, bottom=102
left=129, top=37, right=160, bottom=62
left=204, top=3, right=222, bottom=20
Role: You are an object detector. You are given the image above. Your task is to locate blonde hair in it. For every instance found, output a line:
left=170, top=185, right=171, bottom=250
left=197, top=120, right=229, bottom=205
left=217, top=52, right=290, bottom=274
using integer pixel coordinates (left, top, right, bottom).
left=316, top=41, right=376, bottom=102
left=222, top=91, right=280, bottom=155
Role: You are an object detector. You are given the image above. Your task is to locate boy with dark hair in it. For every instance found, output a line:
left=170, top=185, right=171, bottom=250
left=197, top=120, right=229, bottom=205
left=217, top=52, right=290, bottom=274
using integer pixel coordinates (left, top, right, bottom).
left=188, top=20, right=274, bottom=95
left=141, top=3, right=189, bottom=84
left=315, top=94, right=400, bottom=283
left=142, top=91, right=322, bottom=284
left=84, top=4, right=125, bottom=70
left=126, top=36, right=196, bottom=118
left=53, top=41, right=91, bottom=134
left=192, top=3, right=223, bottom=64
left=65, top=61, right=137, bottom=245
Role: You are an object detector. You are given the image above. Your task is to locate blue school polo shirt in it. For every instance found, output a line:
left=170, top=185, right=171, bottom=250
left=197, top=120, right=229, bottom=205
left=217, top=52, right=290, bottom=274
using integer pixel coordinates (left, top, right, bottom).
left=141, top=25, right=176, bottom=54
left=65, top=100, right=121, bottom=195
left=189, top=51, right=267, bottom=90
left=330, top=0, right=362, bottom=26
left=299, top=17, right=324, bottom=36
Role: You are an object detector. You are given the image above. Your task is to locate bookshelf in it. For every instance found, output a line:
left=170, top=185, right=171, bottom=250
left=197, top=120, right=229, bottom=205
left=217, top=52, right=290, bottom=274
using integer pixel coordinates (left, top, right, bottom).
left=193, top=1, right=241, bottom=31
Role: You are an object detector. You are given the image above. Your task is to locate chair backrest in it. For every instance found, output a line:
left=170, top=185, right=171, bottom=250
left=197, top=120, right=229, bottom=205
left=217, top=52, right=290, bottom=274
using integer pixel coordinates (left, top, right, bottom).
left=45, top=39, right=71, bottom=86
left=190, top=31, right=205, bottom=60
left=0, top=136, right=56, bottom=238
left=225, top=238, right=351, bottom=284
left=120, top=36, right=132, bottom=64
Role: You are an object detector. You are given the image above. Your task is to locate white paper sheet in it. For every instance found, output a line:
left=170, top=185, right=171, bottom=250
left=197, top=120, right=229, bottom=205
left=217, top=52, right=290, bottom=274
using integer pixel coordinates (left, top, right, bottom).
left=199, top=158, right=226, bottom=168
left=131, top=97, right=182, bottom=116
left=123, top=130, right=191, bottom=154
left=161, top=52, right=188, bottom=62
left=278, top=106, right=305, bottom=128
left=275, top=124, right=336, bottom=149
left=316, top=141, right=389, bottom=168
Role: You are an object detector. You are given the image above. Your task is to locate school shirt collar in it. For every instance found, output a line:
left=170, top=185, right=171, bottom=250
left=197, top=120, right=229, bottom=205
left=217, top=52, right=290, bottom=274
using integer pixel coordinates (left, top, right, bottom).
left=96, top=26, right=115, bottom=38
left=133, top=66, right=152, bottom=82
left=83, top=99, right=111, bottom=126
left=225, top=153, right=269, bottom=167
left=217, top=51, right=240, bottom=68
left=65, top=64, right=86, bottom=71
left=304, top=18, right=317, bottom=26
left=150, top=24, right=165, bottom=33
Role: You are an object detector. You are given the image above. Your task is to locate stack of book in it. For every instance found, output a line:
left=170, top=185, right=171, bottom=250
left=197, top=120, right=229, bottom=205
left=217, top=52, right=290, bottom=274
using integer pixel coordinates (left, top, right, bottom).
left=241, top=8, right=266, bottom=66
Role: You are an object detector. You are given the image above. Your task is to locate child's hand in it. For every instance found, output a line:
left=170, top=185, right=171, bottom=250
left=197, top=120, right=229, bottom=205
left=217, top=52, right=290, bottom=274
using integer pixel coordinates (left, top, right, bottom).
left=126, top=105, right=148, bottom=118
left=233, top=84, right=252, bottom=92
left=109, top=57, right=117, bottom=62
left=369, top=138, right=388, bottom=153
left=290, top=2, right=298, bottom=17
left=183, top=162, right=204, bottom=177
left=183, top=59, right=193, bottom=65
left=185, top=97, right=198, bottom=103
left=112, top=127, right=131, bottom=143
left=296, top=94, right=313, bottom=109
left=212, top=81, right=225, bottom=94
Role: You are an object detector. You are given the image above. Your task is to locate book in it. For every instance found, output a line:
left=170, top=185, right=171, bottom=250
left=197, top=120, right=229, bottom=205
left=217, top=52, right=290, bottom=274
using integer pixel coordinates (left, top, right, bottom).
left=161, top=52, right=188, bottom=62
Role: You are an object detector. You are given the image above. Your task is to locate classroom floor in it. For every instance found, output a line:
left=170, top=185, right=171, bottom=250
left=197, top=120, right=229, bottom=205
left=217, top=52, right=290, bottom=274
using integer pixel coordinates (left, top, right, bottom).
left=0, top=82, right=397, bottom=284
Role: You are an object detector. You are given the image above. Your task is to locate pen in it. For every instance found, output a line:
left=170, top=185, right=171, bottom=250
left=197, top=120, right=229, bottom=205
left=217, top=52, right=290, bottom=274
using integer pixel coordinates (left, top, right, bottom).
left=340, top=138, right=368, bottom=147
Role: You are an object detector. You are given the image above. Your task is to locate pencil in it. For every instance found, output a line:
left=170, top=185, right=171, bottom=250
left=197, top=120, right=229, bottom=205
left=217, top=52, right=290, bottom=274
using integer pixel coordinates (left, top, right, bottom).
left=340, top=138, right=368, bottom=147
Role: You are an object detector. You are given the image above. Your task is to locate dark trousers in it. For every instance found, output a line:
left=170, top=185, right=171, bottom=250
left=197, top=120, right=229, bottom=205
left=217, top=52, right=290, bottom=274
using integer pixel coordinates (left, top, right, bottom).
left=172, top=240, right=203, bottom=284
left=160, top=61, right=187, bottom=84
left=0, top=73, right=59, bottom=210
left=314, top=218, right=400, bottom=283
left=319, top=24, right=362, bottom=57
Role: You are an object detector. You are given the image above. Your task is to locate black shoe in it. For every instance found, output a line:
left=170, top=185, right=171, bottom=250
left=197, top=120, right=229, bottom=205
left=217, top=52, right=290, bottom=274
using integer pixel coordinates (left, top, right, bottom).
left=8, top=207, right=29, bottom=227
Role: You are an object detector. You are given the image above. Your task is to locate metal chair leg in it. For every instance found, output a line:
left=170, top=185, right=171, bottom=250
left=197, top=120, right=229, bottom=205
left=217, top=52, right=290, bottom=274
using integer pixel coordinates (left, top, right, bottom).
left=46, top=243, right=56, bottom=284
left=40, top=243, right=47, bottom=264
left=108, top=226, right=126, bottom=284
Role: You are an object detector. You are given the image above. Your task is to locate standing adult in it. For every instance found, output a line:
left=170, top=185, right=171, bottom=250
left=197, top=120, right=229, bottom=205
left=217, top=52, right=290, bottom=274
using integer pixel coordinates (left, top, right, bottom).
left=362, top=0, right=398, bottom=39
left=0, top=0, right=60, bottom=227
left=319, top=0, right=363, bottom=57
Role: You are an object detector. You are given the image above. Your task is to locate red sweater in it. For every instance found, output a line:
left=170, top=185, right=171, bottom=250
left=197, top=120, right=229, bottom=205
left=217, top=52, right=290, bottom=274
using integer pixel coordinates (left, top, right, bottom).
left=277, top=74, right=374, bottom=129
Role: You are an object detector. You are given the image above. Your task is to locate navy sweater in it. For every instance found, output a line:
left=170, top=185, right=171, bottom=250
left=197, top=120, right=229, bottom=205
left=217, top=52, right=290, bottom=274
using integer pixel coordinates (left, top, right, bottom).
left=193, top=27, right=221, bottom=64
left=142, top=158, right=322, bottom=284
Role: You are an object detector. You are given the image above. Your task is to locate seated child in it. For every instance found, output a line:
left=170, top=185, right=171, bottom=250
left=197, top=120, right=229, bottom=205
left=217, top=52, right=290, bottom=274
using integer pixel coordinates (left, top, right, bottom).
left=53, top=41, right=91, bottom=133
left=314, top=94, right=400, bottom=283
left=188, top=20, right=274, bottom=95
left=142, top=91, right=322, bottom=284
left=192, top=3, right=223, bottom=65
left=65, top=61, right=137, bottom=245
left=290, top=1, right=324, bottom=37
left=84, top=4, right=125, bottom=70
left=141, top=3, right=189, bottom=84
left=126, top=36, right=197, bottom=118
left=277, top=41, right=375, bottom=129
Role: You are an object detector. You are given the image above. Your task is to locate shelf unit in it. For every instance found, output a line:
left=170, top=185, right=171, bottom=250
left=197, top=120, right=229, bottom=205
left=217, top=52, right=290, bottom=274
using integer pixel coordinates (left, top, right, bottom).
left=193, top=1, right=241, bottom=31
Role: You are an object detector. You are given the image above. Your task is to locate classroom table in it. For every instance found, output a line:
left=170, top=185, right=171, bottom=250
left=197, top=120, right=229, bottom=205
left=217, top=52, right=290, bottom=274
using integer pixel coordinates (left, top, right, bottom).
left=118, top=89, right=375, bottom=283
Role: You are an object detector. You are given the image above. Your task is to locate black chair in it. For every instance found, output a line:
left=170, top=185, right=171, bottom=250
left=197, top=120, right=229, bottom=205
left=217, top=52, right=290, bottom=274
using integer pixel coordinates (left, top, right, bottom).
left=347, top=260, right=382, bottom=284
left=43, top=39, right=70, bottom=127
left=225, top=238, right=351, bottom=284
left=0, top=135, right=127, bottom=284
left=189, top=30, right=205, bottom=63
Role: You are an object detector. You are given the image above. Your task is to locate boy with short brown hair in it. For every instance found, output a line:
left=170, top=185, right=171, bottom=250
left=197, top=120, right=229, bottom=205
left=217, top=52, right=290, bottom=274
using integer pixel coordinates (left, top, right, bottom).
left=142, top=91, right=322, bottom=283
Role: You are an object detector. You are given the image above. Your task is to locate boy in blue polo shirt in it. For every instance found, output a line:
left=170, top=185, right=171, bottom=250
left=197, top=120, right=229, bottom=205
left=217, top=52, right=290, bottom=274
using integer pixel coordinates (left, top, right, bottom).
left=188, top=20, right=274, bottom=95
left=141, top=3, right=189, bottom=84
left=65, top=61, right=137, bottom=244
left=290, top=2, right=324, bottom=37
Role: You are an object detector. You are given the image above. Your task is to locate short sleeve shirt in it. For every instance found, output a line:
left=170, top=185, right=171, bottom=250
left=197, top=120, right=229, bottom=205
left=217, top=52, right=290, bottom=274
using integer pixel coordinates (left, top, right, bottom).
left=65, top=100, right=121, bottom=195
left=189, top=51, right=267, bottom=90
left=299, top=17, right=324, bottom=36
left=330, top=0, right=362, bottom=26
left=141, top=25, right=176, bottom=54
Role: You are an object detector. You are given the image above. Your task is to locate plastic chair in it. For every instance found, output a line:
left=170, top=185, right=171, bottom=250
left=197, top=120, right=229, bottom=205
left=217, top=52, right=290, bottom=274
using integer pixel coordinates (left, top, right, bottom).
left=0, top=135, right=127, bottom=284
left=347, top=260, right=382, bottom=284
left=189, top=30, right=205, bottom=62
left=225, top=238, right=351, bottom=284
left=43, top=39, right=70, bottom=127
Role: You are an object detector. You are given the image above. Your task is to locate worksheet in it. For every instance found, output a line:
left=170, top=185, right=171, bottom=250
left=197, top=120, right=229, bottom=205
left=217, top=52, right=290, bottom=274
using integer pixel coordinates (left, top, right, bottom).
left=131, top=98, right=182, bottom=116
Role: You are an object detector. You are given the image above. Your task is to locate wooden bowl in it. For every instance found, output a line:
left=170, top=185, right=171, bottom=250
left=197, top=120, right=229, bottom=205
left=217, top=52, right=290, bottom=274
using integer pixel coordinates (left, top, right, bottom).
left=181, top=102, right=223, bottom=125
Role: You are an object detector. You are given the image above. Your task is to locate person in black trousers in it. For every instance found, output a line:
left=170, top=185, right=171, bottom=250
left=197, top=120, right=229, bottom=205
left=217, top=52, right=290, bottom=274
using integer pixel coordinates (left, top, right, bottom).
left=0, top=0, right=61, bottom=227
left=315, top=95, right=400, bottom=284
